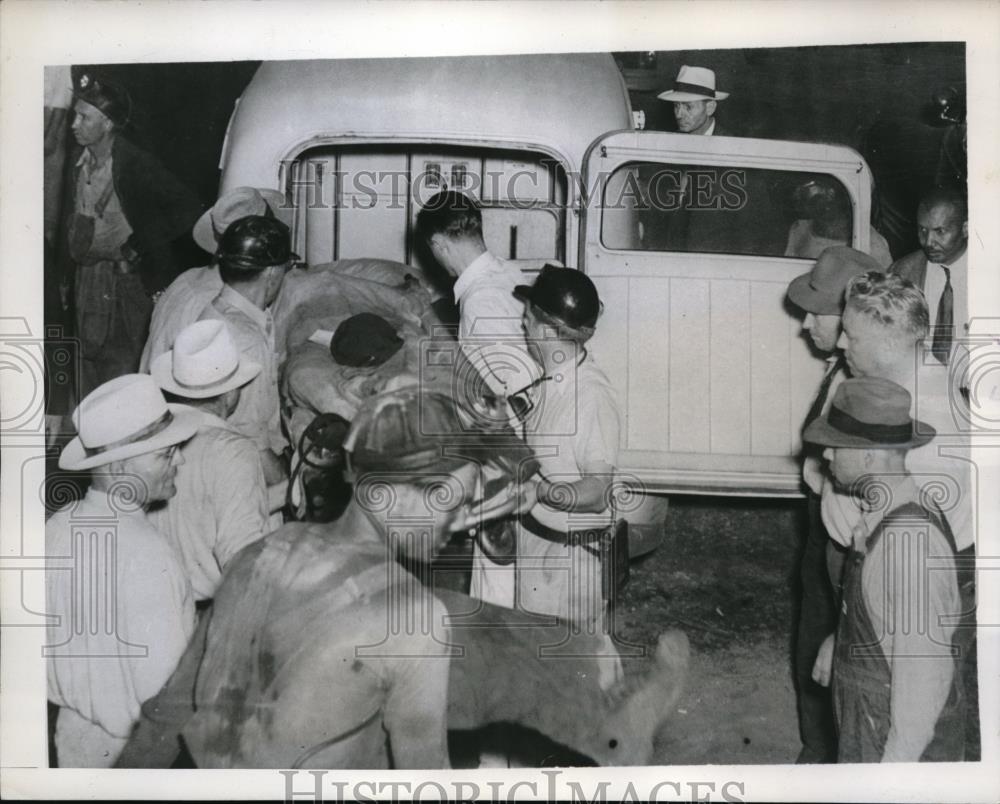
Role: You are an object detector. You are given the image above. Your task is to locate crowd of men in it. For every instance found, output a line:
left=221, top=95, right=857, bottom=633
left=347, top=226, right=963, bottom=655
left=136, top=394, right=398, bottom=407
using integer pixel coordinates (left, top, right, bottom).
left=43, top=66, right=975, bottom=768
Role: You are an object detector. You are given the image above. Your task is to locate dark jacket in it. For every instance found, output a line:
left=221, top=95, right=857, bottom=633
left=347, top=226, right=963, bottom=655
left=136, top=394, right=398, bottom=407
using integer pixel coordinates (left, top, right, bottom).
left=60, top=135, right=204, bottom=295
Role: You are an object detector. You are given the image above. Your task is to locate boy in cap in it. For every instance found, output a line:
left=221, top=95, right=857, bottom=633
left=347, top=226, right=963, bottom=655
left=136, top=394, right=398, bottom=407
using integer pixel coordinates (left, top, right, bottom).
left=62, top=73, right=202, bottom=397
left=149, top=320, right=271, bottom=601
left=805, top=377, right=966, bottom=762
left=46, top=374, right=200, bottom=766
left=116, top=386, right=690, bottom=769
left=785, top=245, right=882, bottom=762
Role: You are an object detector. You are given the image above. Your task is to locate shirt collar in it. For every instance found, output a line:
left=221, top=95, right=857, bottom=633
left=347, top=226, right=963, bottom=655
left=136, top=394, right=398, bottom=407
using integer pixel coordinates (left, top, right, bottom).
left=940, top=248, right=967, bottom=271
left=704, top=118, right=717, bottom=136
left=453, top=251, right=495, bottom=303
left=217, top=284, right=271, bottom=330
left=196, top=409, right=239, bottom=433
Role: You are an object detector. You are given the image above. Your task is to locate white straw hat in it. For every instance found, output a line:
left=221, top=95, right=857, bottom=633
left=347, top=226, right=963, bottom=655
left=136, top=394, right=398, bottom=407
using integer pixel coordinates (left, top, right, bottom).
left=192, top=186, right=292, bottom=254
left=151, top=320, right=261, bottom=399
left=658, top=65, right=729, bottom=102
left=59, top=374, right=200, bottom=471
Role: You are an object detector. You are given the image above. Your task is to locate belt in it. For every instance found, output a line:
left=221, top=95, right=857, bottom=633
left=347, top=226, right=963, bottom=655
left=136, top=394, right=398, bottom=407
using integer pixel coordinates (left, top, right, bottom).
left=520, top=512, right=610, bottom=549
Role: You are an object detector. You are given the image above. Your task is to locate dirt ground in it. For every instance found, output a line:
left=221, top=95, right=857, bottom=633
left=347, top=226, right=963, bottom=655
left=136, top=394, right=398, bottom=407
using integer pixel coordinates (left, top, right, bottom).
left=616, top=495, right=809, bottom=764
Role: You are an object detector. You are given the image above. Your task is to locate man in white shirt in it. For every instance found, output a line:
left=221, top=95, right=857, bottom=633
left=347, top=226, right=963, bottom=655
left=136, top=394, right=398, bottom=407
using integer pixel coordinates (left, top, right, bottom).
left=889, top=186, right=968, bottom=365
left=149, top=320, right=271, bottom=601
left=46, top=374, right=199, bottom=766
left=416, top=191, right=541, bottom=606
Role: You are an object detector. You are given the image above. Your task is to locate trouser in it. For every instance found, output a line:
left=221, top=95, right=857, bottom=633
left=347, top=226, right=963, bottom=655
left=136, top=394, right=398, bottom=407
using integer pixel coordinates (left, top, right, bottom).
left=74, top=262, right=152, bottom=398
left=794, top=492, right=843, bottom=763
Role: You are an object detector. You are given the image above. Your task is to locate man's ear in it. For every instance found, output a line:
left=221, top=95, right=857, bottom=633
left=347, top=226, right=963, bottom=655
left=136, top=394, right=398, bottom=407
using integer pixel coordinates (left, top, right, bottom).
left=962, top=220, right=969, bottom=240
left=706, top=100, right=718, bottom=117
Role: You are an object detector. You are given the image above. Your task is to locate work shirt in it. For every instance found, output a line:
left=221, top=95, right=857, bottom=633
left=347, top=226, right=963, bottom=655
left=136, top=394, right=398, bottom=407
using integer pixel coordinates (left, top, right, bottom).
left=146, top=411, right=270, bottom=601
left=46, top=488, right=195, bottom=767
left=518, top=352, right=621, bottom=632
left=73, top=149, right=133, bottom=260
left=199, top=285, right=284, bottom=453
left=821, top=361, right=973, bottom=552
left=140, top=265, right=223, bottom=371
left=454, top=251, right=540, bottom=398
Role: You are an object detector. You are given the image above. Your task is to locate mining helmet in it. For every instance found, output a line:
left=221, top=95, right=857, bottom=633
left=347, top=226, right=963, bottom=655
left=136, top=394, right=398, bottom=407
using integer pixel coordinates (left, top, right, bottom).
left=514, top=265, right=601, bottom=331
left=74, top=73, right=132, bottom=127
left=216, top=215, right=294, bottom=272
left=343, top=386, right=537, bottom=479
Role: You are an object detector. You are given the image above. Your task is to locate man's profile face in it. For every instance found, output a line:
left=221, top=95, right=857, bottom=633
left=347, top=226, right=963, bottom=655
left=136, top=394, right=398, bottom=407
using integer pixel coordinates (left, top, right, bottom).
left=917, top=201, right=968, bottom=265
left=673, top=99, right=717, bottom=134
left=802, top=312, right=841, bottom=353
left=121, top=444, right=184, bottom=505
left=837, top=306, right=893, bottom=378
left=392, top=463, right=480, bottom=563
left=71, top=99, right=113, bottom=148
left=822, top=446, right=869, bottom=492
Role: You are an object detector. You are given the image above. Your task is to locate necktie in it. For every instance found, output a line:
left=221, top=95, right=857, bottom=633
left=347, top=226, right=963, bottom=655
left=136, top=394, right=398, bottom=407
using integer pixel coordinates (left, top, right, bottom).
left=931, top=265, right=954, bottom=365
left=804, top=354, right=845, bottom=428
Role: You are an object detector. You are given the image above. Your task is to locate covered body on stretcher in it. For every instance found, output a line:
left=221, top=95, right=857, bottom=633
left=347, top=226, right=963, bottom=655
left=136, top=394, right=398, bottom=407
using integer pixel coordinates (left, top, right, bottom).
left=274, top=258, right=462, bottom=449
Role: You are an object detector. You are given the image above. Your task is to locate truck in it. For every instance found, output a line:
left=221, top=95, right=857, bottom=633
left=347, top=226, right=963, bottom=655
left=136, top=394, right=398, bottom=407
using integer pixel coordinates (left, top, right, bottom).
left=217, top=53, right=877, bottom=529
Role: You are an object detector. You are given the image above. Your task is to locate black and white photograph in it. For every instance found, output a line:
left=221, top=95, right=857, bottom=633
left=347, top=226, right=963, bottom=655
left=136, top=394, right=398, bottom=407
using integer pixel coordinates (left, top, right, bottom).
left=2, top=1, right=999, bottom=801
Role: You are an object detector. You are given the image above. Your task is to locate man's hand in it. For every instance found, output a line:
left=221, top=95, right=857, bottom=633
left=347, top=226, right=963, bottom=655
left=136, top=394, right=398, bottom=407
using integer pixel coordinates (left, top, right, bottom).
left=811, top=633, right=836, bottom=687
left=260, top=448, right=288, bottom=486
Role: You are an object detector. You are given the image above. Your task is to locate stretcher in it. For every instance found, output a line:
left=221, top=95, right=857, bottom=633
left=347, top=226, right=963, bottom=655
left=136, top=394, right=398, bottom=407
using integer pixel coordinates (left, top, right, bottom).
left=273, top=258, right=457, bottom=449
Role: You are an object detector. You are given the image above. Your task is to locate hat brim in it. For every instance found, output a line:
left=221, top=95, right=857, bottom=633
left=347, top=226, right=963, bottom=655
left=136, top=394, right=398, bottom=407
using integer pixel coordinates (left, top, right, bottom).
left=192, top=188, right=293, bottom=254
left=802, top=416, right=935, bottom=450
left=786, top=271, right=842, bottom=316
left=59, top=404, right=201, bottom=472
left=150, top=352, right=262, bottom=399
left=658, top=89, right=729, bottom=102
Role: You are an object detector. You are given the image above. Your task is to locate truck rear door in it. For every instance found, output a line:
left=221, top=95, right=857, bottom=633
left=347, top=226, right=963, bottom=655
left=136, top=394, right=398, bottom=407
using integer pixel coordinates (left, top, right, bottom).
left=580, top=131, right=874, bottom=496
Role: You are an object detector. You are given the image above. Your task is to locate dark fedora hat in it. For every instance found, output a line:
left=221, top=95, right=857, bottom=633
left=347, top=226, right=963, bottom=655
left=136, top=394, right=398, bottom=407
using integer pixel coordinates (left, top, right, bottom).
left=787, top=246, right=883, bottom=316
left=804, top=377, right=934, bottom=449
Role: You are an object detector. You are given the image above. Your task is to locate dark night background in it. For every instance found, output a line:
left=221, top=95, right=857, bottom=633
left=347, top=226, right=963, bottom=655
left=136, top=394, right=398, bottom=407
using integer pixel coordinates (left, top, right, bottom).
left=74, top=41, right=964, bottom=265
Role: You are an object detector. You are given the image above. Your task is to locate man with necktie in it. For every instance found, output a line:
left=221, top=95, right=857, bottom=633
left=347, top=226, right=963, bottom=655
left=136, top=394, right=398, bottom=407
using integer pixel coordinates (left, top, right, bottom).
left=785, top=246, right=883, bottom=762
left=889, top=187, right=968, bottom=365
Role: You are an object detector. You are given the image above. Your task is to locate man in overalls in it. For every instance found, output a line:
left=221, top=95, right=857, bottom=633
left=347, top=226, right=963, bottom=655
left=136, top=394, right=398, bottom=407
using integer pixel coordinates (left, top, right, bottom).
left=64, top=73, right=202, bottom=397
left=805, top=377, right=966, bottom=762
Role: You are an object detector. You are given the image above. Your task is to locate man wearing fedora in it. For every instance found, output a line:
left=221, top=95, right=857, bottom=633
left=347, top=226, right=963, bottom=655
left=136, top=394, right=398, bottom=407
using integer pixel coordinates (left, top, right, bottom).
left=140, top=186, right=294, bottom=372
left=805, top=377, right=966, bottom=762
left=198, top=214, right=297, bottom=486
left=149, top=320, right=270, bottom=602
left=785, top=246, right=882, bottom=763
left=60, top=73, right=202, bottom=398
left=46, top=374, right=200, bottom=766
left=657, top=65, right=731, bottom=137
left=825, top=270, right=977, bottom=755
